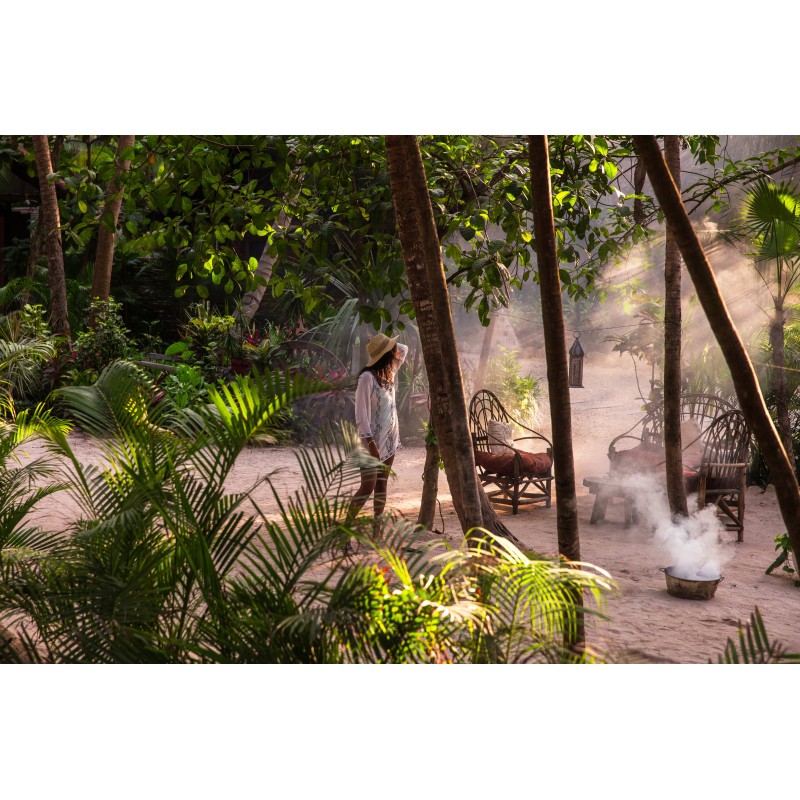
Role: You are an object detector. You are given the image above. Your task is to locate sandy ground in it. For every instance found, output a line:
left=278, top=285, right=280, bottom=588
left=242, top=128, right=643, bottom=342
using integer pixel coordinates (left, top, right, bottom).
left=22, top=352, right=799, bottom=665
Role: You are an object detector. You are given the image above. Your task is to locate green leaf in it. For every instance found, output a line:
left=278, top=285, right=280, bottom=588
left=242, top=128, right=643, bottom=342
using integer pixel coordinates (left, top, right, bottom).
left=196, top=285, right=209, bottom=299
left=78, top=200, right=88, bottom=214
left=165, top=341, right=190, bottom=356
left=604, top=161, right=618, bottom=180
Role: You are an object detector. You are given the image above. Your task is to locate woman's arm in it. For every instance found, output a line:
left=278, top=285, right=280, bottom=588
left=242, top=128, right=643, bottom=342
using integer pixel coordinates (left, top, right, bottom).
left=355, top=373, right=380, bottom=458
left=395, top=342, right=409, bottom=367
left=355, top=372, right=374, bottom=439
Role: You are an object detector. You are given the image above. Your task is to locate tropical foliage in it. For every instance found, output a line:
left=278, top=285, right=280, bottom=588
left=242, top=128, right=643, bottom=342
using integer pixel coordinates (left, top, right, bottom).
left=715, top=607, right=800, bottom=663
left=0, top=363, right=614, bottom=663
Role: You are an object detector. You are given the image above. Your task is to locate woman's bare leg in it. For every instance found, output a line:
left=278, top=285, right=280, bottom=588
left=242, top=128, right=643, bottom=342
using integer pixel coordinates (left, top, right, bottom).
left=372, top=455, right=394, bottom=527
left=346, top=467, right=378, bottom=523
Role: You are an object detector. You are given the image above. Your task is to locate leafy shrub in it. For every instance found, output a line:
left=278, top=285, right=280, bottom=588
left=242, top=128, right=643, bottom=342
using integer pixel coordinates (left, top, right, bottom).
left=0, top=304, right=58, bottom=407
left=765, top=533, right=800, bottom=586
left=485, top=346, right=541, bottom=426
left=162, top=363, right=208, bottom=411
left=169, top=303, right=238, bottom=377
left=0, top=364, right=613, bottom=663
left=72, top=298, right=135, bottom=375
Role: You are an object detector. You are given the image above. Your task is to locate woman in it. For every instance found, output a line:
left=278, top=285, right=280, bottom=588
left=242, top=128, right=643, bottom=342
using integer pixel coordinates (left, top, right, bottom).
left=346, top=332, right=408, bottom=527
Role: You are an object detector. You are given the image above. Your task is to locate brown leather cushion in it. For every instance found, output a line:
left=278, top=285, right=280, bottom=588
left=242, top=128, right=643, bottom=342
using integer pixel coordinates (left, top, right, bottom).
left=610, top=444, right=664, bottom=475
left=475, top=449, right=553, bottom=477
left=612, top=444, right=703, bottom=491
left=680, top=418, right=704, bottom=469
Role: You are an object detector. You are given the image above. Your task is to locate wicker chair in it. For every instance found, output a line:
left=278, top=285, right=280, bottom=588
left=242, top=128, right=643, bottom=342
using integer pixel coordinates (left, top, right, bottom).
left=608, top=393, right=736, bottom=462
left=691, top=410, right=751, bottom=541
left=468, top=389, right=553, bottom=514
left=603, top=400, right=750, bottom=540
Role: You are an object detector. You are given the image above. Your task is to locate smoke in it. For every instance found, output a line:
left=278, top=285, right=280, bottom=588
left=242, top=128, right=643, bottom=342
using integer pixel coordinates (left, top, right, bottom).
left=623, top=473, right=736, bottom=580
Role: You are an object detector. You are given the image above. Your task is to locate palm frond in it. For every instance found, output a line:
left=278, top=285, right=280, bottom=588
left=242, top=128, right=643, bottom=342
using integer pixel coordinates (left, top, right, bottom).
left=716, top=607, right=800, bottom=664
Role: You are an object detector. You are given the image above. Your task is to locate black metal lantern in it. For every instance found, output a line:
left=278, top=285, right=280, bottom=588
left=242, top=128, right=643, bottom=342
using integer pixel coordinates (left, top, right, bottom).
left=568, top=332, right=585, bottom=388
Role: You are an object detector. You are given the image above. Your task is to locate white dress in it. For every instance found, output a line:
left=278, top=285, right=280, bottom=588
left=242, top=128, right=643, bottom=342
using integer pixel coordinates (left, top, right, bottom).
left=354, top=343, right=408, bottom=462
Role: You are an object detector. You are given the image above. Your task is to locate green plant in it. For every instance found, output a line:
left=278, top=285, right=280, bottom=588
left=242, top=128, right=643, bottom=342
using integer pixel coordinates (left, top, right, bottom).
left=765, top=533, right=800, bottom=586
left=0, top=399, right=69, bottom=661
left=162, top=363, right=208, bottom=411
left=484, top=346, right=541, bottom=427
left=715, top=607, right=800, bottom=663
left=0, top=362, right=614, bottom=663
left=171, top=303, right=237, bottom=376
left=0, top=306, right=58, bottom=407
left=72, top=298, right=135, bottom=374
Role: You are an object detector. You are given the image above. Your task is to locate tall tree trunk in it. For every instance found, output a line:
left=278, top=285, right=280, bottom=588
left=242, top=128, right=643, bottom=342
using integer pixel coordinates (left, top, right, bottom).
left=385, top=135, right=484, bottom=537
left=769, top=299, right=794, bottom=468
left=529, top=137, right=581, bottom=563
left=239, top=210, right=290, bottom=323
left=473, top=315, right=496, bottom=391
left=529, top=135, right=584, bottom=650
left=633, top=135, right=800, bottom=566
left=663, top=136, right=688, bottom=517
left=32, top=135, right=70, bottom=338
left=89, top=135, right=135, bottom=319
left=23, top=210, right=44, bottom=307
left=416, top=434, right=440, bottom=530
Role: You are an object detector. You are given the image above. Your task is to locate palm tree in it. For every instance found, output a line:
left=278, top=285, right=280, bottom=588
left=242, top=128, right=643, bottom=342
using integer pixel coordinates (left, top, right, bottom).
left=738, top=178, right=800, bottom=466
left=662, top=136, right=689, bottom=517
left=529, top=135, right=584, bottom=649
left=32, top=136, right=70, bottom=338
left=385, top=135, right=484, bottom=536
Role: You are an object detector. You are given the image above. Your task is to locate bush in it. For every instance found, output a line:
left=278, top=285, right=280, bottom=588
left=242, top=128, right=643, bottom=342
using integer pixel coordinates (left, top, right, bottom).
left=72, top=298, right=136, bottom=375
left=485, top=346, right=541, bottom=427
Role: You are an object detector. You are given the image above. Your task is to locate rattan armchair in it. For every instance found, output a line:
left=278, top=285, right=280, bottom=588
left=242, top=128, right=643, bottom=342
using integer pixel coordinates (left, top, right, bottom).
left=468, top=389, right=553, bottom=514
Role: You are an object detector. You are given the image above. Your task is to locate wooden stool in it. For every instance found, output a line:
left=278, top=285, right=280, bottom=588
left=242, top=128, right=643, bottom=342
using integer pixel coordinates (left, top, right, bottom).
left=583, top=476, right=638, bottom=527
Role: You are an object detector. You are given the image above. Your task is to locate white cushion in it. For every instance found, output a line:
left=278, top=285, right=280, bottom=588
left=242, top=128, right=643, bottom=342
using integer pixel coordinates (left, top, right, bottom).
left=487, top=419, right=514, bottom=454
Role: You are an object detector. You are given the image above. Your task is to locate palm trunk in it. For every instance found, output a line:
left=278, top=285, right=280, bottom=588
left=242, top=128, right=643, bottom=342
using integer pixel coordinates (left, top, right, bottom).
left=663, top=136, right=688, bottom=517
left=769, top=301, right=794, bottom=468
left=32, top=135, right=70, bottom=339
left=23, top=210, right=44, bottom=306
left=89, top=135, right=135, bottom=319
left=385, top=135, right=484, bottom=537
left=416, top=435, right=440, bottom=530
left=530, top=136, right=584, bottom=652
left=634, top=134, right=800, bottom=567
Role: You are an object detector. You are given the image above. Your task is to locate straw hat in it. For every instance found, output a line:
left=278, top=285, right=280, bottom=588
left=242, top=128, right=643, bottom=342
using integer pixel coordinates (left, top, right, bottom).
left=366, top=333, right=398, bottom=367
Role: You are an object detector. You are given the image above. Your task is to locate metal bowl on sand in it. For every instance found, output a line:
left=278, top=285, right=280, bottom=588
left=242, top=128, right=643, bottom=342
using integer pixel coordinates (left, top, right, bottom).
left=659, top=566, right=723, bottom=600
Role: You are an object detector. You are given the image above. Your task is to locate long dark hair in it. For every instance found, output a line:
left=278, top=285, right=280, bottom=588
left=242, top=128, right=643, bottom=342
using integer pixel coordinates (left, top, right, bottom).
left=359, top=345, right=400, bottom=387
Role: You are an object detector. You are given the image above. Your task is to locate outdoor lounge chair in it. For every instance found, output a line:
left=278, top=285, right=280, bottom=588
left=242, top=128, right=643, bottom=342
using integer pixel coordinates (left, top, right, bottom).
left=468, top=389, right=554, bottom=514
left=594, top=397, right=750, bottom=540
left=688, top=409, right=750, bottom=540
left=607, top=393, right=736, bottom=463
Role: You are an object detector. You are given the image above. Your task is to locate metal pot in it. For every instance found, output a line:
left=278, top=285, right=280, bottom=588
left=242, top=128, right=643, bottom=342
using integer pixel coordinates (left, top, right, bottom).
left=659, top=566, right=723, bottom=601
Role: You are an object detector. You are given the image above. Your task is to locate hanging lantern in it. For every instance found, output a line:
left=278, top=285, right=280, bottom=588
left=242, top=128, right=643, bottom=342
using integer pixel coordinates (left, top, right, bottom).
left=569, top=332, right=585, bottom=388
